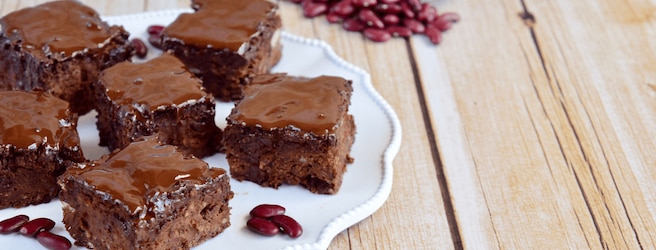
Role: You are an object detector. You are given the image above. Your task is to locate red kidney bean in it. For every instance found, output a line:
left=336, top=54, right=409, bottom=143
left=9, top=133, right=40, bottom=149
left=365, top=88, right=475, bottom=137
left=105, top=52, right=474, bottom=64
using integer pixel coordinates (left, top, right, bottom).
left=431, top=18, right=452, bottom=32
left=326, top=13, right=344, bottom=23
left=0, top=215, right=29, bottom=234
left=418, top=3, right=438, bottom=22
left=379, top=0, right=399, bottom=3
left=130, top=39, right=148, bottom=59
left=386, top=25, right=412, bottom=37
left=374, top=3, right=402, bottom=14
left=363, top=28, right=391, bottom=42
left=19, top=218, right=55, bottom=237
left=403, top=18, right=425, bottom=33
left=342, top=18, right=366, bottom=31
left=302, top=0, right=328, bottom=17
left=352, top=0, right=377, bottom=8
left=330, top=0, right=355, bottom=16
left=439, top=12, right=461, bottom=23
left=271, top=215, right=303, bottom=238
left=424, top=25, right=442, bottom=44
left=148, top=34, right=162, bottom=49
left=400, top=1, right=415, bottom=18
left=358, top=9, right=384, bottom=29
left=382, top=14, right=400, bottom=25
left=146, top=25, right=164, bottom=35
left=250, top=204, right=286, bottom=218
left=247, top=217, right=279, bottom=236
left=36, top=231, right=72, bottom=250
left=406, top=0, right=422, bottom=11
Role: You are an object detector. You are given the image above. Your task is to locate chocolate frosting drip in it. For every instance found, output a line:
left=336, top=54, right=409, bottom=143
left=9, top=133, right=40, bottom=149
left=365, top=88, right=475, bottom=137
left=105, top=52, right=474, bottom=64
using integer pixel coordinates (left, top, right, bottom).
left=0, top=91, right=78, bottom=149
left=0, top=1, right=112, bottom=58
left=100, top=54, right=207, bottom=111
left=71, top=136, right=224, bottom=217
left=162, top=0, right=276, bottom=51
left=230, top=74, right=351, bottom=135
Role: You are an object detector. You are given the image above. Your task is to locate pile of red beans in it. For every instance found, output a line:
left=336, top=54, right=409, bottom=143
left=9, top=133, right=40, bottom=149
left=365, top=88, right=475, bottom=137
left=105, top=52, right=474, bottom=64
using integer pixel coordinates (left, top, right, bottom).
left=288, top=0, right=459, bottom=44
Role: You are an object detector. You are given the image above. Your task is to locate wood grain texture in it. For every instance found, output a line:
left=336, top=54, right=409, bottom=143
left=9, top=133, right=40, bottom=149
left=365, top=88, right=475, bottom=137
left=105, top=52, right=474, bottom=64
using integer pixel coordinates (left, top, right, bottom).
left=418, top=0, right=656, bottom=248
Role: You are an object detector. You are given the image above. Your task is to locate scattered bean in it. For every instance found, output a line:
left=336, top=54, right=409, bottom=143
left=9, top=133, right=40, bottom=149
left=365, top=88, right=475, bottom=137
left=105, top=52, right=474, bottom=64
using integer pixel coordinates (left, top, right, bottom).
left=271, top=215, right=303, bottom=238
left=302, top=0, right=328, bottom=17
left=130, top=38, right=148, bottom=59
left=424, top=25, right=442, bottom=44
left=146, top=25, right=165, bottom=35
left=36, top=231, right=72, bottom=250
left=403, top=18, right=425, bottom=33
left=19, top=218, right=55, bottom=237
left=0, top=214, right=29, bottom=234
left=358, top=9, right=384, bottom=28
left=342, top=18, right=366, bottom=32
left=247, top=217, right=280, bottom=236
left=363, top=28, right=391, bottom=42
left=386, top=25, right=412, bottom=37
left=250, top=204, right=286, bottom=218
left=147, top=34, right=163, bottom=49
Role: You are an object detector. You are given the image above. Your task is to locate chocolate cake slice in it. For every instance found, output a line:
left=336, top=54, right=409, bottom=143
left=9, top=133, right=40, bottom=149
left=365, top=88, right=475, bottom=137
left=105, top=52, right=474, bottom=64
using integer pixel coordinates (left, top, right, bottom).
left=58, top=135, right=233, bottom=250
left=0, top=90, right=83, bottom=209
left=223, top=74, right=356, bottom=194
left=161, top=0, right=282, bottom=101
left=0, top=1, right=133, bottom=114
left=94, top=53, right=222, bottom=158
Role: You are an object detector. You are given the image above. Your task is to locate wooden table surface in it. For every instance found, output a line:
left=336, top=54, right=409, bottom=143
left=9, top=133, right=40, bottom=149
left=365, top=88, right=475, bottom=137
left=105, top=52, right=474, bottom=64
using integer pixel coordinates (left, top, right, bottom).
left=4, top=0, right=656, bottom=249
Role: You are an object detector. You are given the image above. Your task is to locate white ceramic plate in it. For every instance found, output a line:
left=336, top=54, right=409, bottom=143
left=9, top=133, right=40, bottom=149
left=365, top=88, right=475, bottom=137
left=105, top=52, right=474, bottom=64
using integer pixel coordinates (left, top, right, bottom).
left=0, top=9, right=402, bottom=250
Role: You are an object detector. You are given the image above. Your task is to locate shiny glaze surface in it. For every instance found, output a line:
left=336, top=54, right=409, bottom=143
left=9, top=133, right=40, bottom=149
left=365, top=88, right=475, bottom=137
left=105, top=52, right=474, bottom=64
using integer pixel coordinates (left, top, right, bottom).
left=0, top=1, right=111, bottom=58
left=101, top=53, right=207, bottom=111
left=70, top=136, right=224, bottom=217
left=229, top=74, right=352, bottom=135
left=162, top=0, right=276, bottom=51
left=0, top=91, right=78, bottom=148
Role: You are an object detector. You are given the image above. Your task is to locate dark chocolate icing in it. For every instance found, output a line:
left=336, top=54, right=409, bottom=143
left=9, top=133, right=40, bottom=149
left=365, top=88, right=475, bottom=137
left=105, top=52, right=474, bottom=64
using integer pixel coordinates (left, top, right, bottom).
left=0, top=91, right=78, bottom=149
left=70, top=136, right=224, bottom=217
left=0, top=1, right=112, bottom=58
left=162, top=0, right=276, bottom=51
left=230, top=74, right=351, bottom=135
left=100, top=53, right=207, bottom=111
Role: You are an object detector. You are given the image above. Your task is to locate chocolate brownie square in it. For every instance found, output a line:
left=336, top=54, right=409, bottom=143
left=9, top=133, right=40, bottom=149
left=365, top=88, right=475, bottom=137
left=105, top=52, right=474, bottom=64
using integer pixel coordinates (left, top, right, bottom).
left=161, top=0, right=282, bottom=101
left=0, top=1, right=133, bottom=114
left=0, top=90, right=83, bottom=208
left=94, top=53, right=222, bottom=158
left=58, top=135, right=233, bottom=249
left=223, top=74, right=356, bottom=194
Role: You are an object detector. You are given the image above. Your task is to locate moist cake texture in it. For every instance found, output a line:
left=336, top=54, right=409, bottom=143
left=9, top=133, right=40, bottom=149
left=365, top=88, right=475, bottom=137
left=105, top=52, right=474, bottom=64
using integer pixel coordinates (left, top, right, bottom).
left=94, top=53, right=222, bottom=158
left=0, top=90, right=83, bottom=208
left=161, top=0, right=282, bottom=101
left=58, top=136, right=233, bottom=250
left=0, top=1, right=133, bottom=114
left=223, top=74, right=356, bottom=194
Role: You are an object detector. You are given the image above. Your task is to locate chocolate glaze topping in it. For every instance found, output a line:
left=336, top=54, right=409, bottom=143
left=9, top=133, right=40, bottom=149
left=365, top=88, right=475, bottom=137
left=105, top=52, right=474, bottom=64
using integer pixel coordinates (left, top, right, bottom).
left=230, top=74, right=352, bottom=135
left=162, top=0, right=276, bottom=51
left=100, top=53, right=207, bottom=111
left=0, top=1, right=112, bottom=58
left=70, top=136, right=225, bottom=217
left=0, top=91, right=79, bottom=149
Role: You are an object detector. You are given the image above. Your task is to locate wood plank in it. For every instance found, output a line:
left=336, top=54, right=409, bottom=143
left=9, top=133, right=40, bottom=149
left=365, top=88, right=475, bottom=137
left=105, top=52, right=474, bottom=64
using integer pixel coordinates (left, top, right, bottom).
left=414, top=0, right=601, bottom=248
left=279, top=2, right=456, bottom=249
left=523, top=0, right=656, bottom=247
